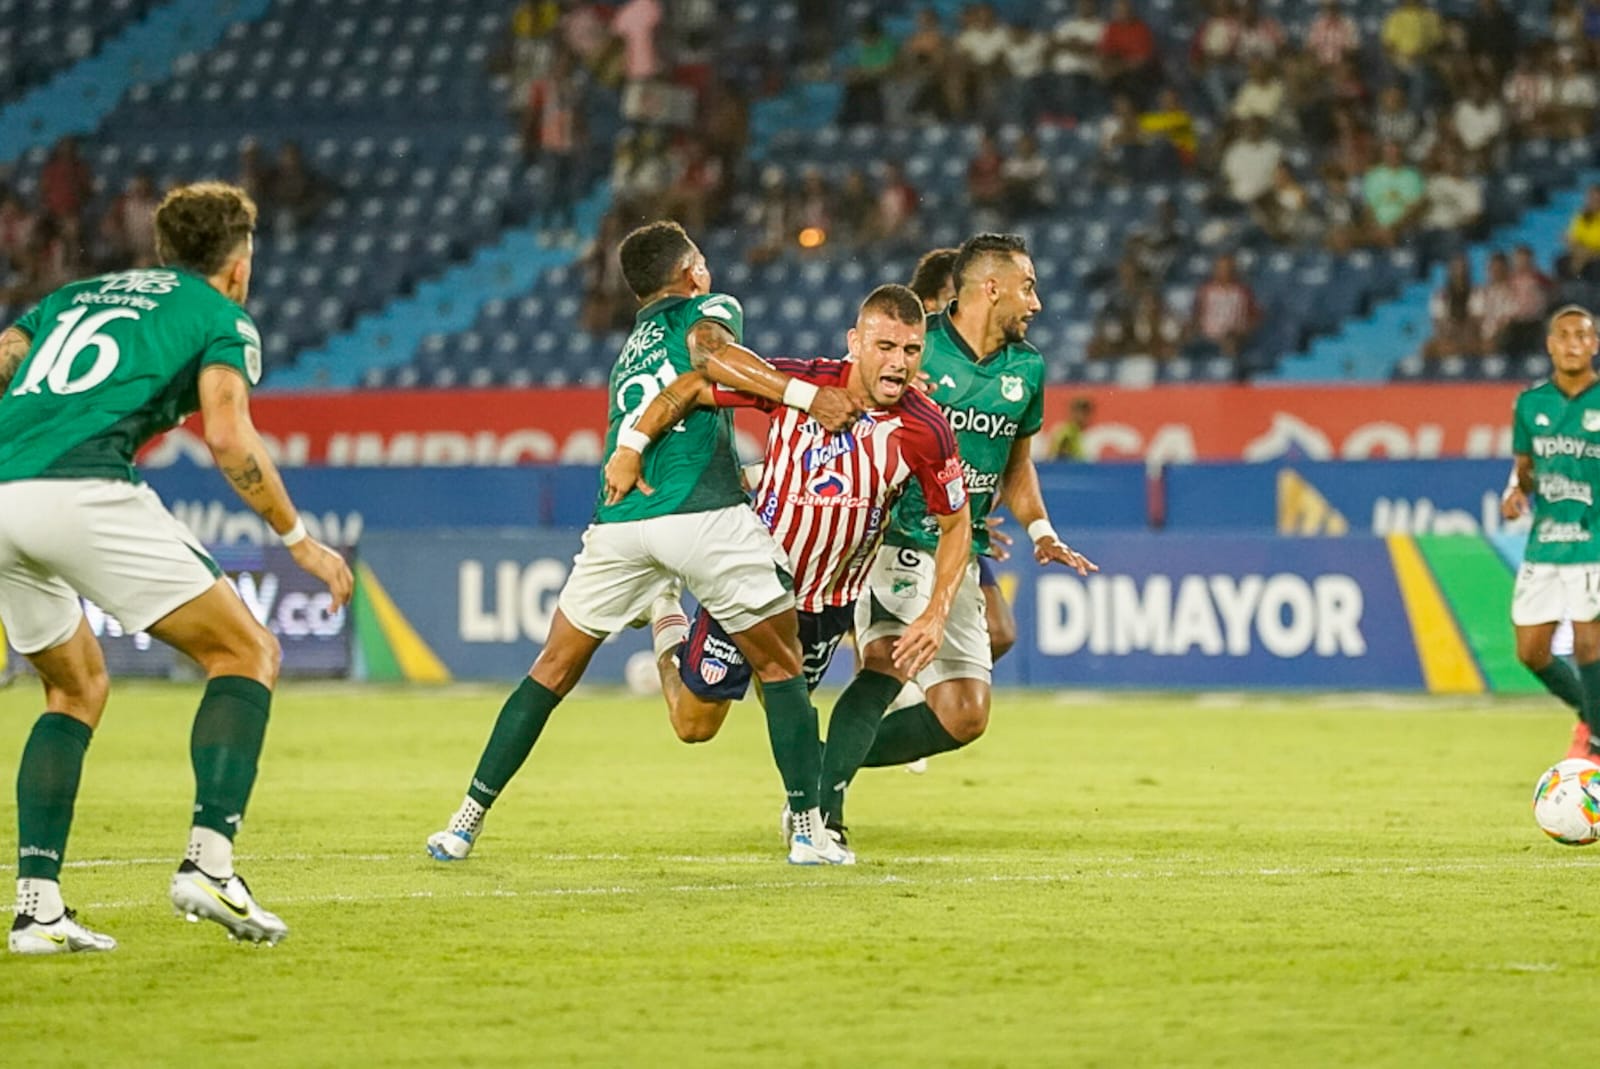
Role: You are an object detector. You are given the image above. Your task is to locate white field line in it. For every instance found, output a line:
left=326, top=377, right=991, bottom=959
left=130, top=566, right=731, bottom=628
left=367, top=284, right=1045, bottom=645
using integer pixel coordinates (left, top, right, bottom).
left=66, top=854, right=1600, bottom=912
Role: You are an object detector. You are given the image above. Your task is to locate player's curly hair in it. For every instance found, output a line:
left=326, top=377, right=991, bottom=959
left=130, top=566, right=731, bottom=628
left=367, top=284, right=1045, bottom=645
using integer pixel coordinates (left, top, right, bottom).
left=952, top=233, right=1029, bottom=294
left=858, top=284, right=924, bottom=327
left=155, top=181, right=257, bottom=277
left=619, top=220, right=696, bottom=300
left=907, top=248, right=958, bottom=306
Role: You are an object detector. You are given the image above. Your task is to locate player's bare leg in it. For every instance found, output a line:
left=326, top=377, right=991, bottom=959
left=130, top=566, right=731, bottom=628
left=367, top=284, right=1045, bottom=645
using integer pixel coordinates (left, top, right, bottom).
left=9, top=619, right=117, bottom=955
left=1516, top=621, right=1590, bottom=757
left=731, top=610, right=851, bottom=864
left=429, top=611, right=605, bottom=862
left=148, top=580, right=290, bottom=944
left=983, top=584, right=1016, bottom=663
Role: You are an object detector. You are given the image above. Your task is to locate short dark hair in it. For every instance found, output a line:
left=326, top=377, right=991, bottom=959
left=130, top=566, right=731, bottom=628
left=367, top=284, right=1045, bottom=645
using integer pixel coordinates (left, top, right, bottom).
left=618, top=220, right=696, bottom=299
left=907, top=248, right=958, bottom=303
left=154, top=181, right=257, bottom=276
left=952, top=232, right=1029, bottom=294
left=1549, top=303, right=1596, bottom=331
left=858, top=283, right=925, bottom=327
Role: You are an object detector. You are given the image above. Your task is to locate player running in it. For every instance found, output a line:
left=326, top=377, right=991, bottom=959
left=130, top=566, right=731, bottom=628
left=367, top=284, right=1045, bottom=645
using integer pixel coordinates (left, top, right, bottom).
left=1501, top=304, right=1600, bottom=760
left=0, top=182, right=353, bottom=954
left=821, top=233, right=1097, bottom=841
left=427, top=220, right=864, bottom=866
left=602, top=285, right=971, bottom=817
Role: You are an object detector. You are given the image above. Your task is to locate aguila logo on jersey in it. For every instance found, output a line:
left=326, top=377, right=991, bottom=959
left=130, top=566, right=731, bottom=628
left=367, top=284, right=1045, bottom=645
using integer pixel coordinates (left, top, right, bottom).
left=1000, top=375, right=1025, bottom=402
left=804, top=429, right=858, bottom=471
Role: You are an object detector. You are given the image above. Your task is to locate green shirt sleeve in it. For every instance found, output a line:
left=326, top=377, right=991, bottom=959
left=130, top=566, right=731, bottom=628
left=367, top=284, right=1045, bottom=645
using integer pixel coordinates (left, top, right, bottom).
left=200, top=306, right=263, bottom=387
left=1020, top=362, right=1045, bottom=439
left=687, top=293, right=744, bottom=346
left=13, top=299, right=45, bottom=338
left=1511, top=395, right=1530, bottom=456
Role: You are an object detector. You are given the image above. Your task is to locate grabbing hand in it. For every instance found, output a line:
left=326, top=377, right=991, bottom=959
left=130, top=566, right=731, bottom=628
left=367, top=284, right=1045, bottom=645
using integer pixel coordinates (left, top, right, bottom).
left=1501, top=486, right=1529, bottom=521
left=892, top=610, right=947, bottom=678
left=986, top=515, right=1013, bottom=563
left=289, top=538, right=355, bottom=611
left=808, top=385, right=864, bottom=432
left=603, top=446, right=653, bottom=506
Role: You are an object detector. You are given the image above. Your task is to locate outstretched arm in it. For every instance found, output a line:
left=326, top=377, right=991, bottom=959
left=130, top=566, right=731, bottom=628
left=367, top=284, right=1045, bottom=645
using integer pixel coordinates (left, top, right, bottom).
left=1000, top=434, right=1096, bottom=576
left=0, top=326, right=31, bottom=394
left=686, top=320, right=861, bottom=431
left=198, top=365, right=354, bottom=609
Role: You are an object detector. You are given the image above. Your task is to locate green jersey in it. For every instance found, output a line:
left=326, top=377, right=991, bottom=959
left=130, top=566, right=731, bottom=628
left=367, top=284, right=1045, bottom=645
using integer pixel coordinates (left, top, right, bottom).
left=1512, top=378, right=1600, bottom=565
left=594, top=292, right=748, bottom=524
left=0, top=268, right=261, bottom=484
left=886, top=305, right=1044, bottom=556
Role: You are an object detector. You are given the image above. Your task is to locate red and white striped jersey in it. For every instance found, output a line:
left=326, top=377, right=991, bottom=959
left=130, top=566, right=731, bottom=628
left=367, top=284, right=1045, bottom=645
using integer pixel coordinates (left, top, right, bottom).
left=713, top=357, right=963, bottom=612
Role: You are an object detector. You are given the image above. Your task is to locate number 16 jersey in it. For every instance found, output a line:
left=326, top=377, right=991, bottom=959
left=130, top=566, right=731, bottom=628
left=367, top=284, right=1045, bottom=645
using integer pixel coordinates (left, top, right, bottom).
left=0, top=268, right=262, bottom=484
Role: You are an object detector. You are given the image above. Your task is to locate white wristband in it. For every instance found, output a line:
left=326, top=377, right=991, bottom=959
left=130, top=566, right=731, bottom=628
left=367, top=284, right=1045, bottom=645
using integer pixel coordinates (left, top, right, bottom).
left=1505, top=469, right=1519, bottom=493
left=279, top=516, right=308, bottom=547
left=1027, top=519, right=1060, bottom=544
left=616, top=426, right=652, bottom=454
left=782, top=378, right=819, bottom=412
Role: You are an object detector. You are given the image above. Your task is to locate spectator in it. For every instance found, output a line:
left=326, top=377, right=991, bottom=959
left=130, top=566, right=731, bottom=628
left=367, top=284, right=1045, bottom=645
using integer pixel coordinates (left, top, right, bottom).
left=1254, top=162, right=1322, bottom=245
left=1140, top=86, right=1197, bottom=169
left=1098, top=93, right=1150, bottom=182
left=611, top=0, right=662, bottom=84
left=1475, top=251, right=1522, bottom=353
left=1047, top=0, right=1105, bottom=119
left=1425, top=253, right=1482, bottom=359
left=894, top=8, right=956, bottom=122
left=611, top=128, right=672, bottom=222
left=39, top=136, right=92, bottom=222
left=1563, top=184, right=1600, bottom=278
left=701, top=80, right=749, bottom=183
left=840, top=17, right=896, bottom=125
left=967, top=129, right=1006, bottom=217
left=236, top=139, right=272, bottom=207
left=1189, top=252, right=1261, bottom=359
left=1421, top=150, right=1486, bottom=255
left=1129, top=196, right=1188, bottom=279
left=579, top=210, right=635, bottom=333
left=1191, top=0, right=1242, bottom=116
left=833, top=168, right=877, bottom=246
left=1000, top=20, right=1049, bottom=124
left=17, top=214, right=80, bottom=301
left=1506, top=244, right=1553, bottom=351
left=872, top=160, right=920, bottom=245
left=1503, top=48, right=1556, bottom=139
left=1464, top=0, right=1519, bottom=79
left=1327, top=105, right=1375, bottom=177
left=1001, top=132, right=1055, bottom=217
left=954, top=3, right=1011, bottom=123
left=792, top=166, right=833, bottom=249
left=1361, top=140, right=1426, bottom=246
left=522, top=48, right=585, bottom=239
left=1553, top=0, right=1586, bottom=49
left=1381, top=0, right=1444, bottom=113
left=745, top=166, right=791, bottom=266
left=1372, top=85, right=1424, bottom=152
left=1100, top=0, right=1160, bottom=106
left=1219, top=117, right=1283, bottom=209
left=1305, top=0, right=1360, bottom=69
left=0, top=190, right=37, bottom=270
left=1093, top=289, right=1181, bottom=360
left=1230, top=58, right=1287, bottom=129
left=1046, top=397, right=1097, bottom=460
left=1553, top=51, right=1599, bottom=136
left=267, top=141, right=334, bottom=231
left=1451, top=78, right=1507, bottom=171
left=99, top=172, right=162, bottom=269
left=1234, top=0, right=1286, bottom=65
left=663, top=137, right=722, bottom=235
left=561, top=1, right=615, bottom=78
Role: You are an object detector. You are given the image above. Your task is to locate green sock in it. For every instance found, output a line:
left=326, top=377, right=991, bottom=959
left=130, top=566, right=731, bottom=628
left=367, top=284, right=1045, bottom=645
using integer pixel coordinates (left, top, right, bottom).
left=860, top=702, right=964, bottom=768
left=1579, top=660, right=1600, bottom=741
left=820, top=670, right=903, bottom=825
left=467, top=677, right=561, bottom=809
left=191, top=676, right=272, bottom=838
left=1535, top=659, right=1585, bottom=713
left=16, top=713, right=92, bottom=880
left=761, top=674, right=821, bottom=813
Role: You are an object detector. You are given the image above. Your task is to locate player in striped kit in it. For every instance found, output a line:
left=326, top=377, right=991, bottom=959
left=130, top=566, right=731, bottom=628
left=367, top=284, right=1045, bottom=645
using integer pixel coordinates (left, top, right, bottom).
left=602, top=285, right=972, bottom=800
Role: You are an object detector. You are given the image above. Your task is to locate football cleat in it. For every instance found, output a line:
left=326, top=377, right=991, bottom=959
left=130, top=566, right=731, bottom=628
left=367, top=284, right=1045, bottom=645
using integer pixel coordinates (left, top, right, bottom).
left=1570, top=720, right=1593, bottom=761
left=170, top=861, right=288, bottom=945
left=8, top=909, right=117, bottom=955
left=426, top=828, right=475, bottom=861
left=785, top=807, right=855, bottom=865
left=905, top=758, right=928, bottom=774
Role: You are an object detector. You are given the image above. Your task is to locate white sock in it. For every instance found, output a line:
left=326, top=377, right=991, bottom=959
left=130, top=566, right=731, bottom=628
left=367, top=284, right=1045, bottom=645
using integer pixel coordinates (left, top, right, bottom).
left=186, top=826, right=234, bottom=879
left=17, top=877, right=64, bottom=921
left=790, top=806, right=826, bottom=843
left=887, top=681, right=924, bottom=712
left=449, top=797, right=486, bottom=836
left=651, top=605, right=689, bottom=660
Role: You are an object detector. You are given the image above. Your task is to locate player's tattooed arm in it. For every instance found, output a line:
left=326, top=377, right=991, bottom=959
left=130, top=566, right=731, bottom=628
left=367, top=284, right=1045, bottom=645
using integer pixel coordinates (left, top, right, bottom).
left=602, top=372, right=715, bottom=505
left=0, top=326, right=31, bottom=393
left=221, top=455, right=266, bottom=494
left=686, top=320, right=861, bottom=431
left=197, top=365, right=297, bottom=531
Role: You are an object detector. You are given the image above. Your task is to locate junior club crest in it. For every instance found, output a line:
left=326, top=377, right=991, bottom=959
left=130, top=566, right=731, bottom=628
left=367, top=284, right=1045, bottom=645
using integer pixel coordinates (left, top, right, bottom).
left=699, top=658, right=728, bottom=686
left=1000, top=374, right=1024, bottom=402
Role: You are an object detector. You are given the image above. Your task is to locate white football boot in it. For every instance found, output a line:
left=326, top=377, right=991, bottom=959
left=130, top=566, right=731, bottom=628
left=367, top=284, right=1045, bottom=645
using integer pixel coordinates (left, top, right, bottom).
left=785, top=807, right=855, bottom=865
left=170, top=861, right=288, bottom=945
left=9, top=909, right=117, bottom=955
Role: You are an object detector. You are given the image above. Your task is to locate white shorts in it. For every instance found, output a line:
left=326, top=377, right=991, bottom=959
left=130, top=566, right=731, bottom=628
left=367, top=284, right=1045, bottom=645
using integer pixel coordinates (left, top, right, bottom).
left=557, top=505, right=795, bottom=638
left=1512, top=561, right=1600, bottom=627
left=855, top=546, right=991, bottom=687
left=0, top=479, right=220, bottom=655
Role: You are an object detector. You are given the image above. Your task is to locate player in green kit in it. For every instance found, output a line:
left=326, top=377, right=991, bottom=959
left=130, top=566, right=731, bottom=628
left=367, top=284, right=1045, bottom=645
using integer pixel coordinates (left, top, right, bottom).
left=1501, top=305, right=1600, bottom=760
left=427, top=220, right=863, bottom=865
left=0, top=182, right=353, bottom=954
left=815, top=233, right=1097, bottom=841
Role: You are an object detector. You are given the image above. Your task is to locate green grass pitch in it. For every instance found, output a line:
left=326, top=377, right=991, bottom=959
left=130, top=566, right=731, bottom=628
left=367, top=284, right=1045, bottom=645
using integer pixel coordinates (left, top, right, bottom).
left=1, top=681, right=1597, bottom=1068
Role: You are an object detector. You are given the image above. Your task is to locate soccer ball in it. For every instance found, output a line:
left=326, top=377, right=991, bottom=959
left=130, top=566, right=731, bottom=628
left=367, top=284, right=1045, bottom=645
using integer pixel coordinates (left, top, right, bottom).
left=624, top=650, right=661, bottom=696
left=1532, top=758, right=1600, bottom=845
